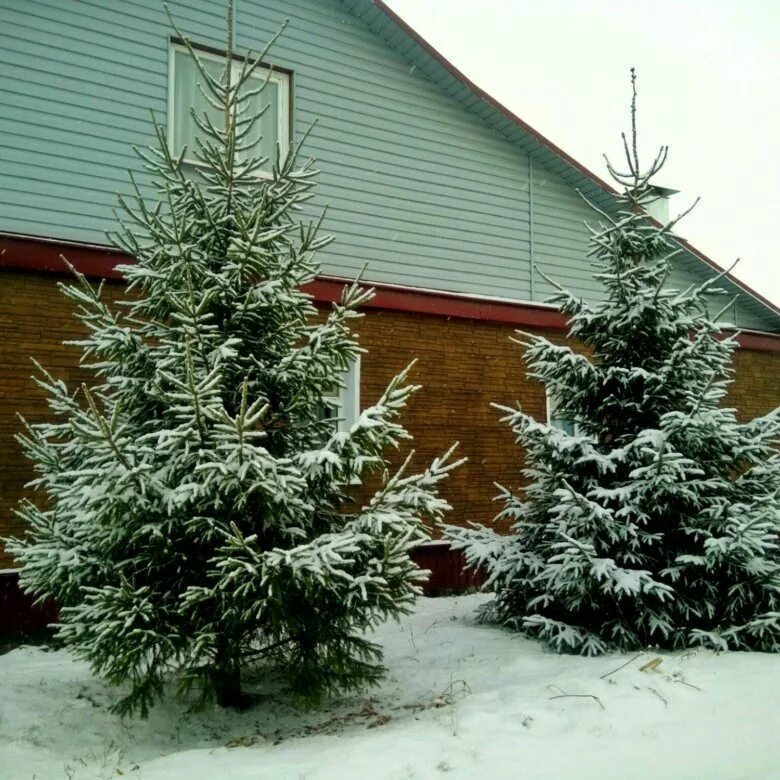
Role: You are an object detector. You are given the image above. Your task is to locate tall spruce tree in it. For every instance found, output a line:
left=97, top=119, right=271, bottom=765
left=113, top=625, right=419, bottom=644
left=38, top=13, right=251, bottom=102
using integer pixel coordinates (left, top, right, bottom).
left=6, top=13, right=460, bottom=715
left=447, top=72, right=780, bottom=655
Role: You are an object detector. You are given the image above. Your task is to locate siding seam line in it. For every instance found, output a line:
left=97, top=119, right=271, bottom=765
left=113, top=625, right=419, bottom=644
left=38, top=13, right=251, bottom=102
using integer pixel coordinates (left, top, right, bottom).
left=529, top=153, right=535, bottom=301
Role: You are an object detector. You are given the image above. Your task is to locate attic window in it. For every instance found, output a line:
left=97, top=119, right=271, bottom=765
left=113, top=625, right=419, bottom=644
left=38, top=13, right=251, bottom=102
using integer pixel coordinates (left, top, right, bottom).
left=168, top=43, right=290, bottom=178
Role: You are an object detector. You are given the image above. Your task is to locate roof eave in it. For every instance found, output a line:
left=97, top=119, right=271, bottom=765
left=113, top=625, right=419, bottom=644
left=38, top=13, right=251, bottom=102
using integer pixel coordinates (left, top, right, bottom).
left=341, top=0, right=780, bottom=330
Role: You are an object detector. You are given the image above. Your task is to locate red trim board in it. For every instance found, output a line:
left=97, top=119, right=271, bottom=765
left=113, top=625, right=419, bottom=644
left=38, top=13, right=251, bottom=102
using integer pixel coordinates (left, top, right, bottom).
left=2, top=233, right=779, bottom=352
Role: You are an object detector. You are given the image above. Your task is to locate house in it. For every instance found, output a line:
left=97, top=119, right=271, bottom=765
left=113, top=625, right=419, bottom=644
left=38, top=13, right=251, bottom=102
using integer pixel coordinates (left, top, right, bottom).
left=1, top=0, right=779, bottom=631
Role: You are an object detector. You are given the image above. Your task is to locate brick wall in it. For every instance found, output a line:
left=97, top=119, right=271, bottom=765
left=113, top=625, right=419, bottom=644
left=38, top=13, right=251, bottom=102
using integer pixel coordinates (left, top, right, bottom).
left=352, top=305, right=557, bottom=534
left=0, top=272, right=126, bottom=569
left=1, top=269, right=779, bottom=571
left=729, top=348, right=780, bottom=422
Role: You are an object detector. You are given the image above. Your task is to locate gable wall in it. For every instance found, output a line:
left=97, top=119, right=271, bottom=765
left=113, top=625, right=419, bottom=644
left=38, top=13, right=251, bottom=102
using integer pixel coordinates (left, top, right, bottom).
left=0, top=0, right=771, bottom=329
left=1, top=0, right=532, bottom=298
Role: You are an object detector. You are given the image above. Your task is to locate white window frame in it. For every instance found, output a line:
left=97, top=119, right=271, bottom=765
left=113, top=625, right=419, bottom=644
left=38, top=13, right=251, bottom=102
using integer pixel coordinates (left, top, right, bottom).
left=322, top=356, right=361, bottom=434
left=545, top=387, right=582, bottom=436
left=322, top=357, right=361, bottom=486
left=167, top=42, right=290, bottom=179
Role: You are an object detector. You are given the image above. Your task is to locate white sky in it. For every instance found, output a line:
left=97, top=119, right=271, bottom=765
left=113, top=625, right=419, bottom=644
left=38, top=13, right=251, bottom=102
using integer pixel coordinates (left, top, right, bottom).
left=387, top=0, right=780, bottom=309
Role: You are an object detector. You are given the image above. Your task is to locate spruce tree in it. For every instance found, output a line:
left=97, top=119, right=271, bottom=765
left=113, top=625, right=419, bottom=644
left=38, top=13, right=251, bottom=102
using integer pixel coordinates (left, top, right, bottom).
left=6, top=15, right=460, bottom=715
left=447, top=72, right=780, bottom=655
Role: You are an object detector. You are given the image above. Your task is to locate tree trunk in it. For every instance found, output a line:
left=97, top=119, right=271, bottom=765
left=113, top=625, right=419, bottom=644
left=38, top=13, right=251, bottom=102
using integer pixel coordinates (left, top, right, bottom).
left=213, top=642, right=242, bottom=708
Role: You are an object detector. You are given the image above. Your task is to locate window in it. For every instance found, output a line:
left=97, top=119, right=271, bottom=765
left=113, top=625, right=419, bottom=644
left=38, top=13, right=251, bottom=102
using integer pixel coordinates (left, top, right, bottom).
left=168, top=43, right=290, bottom=177
left=321, top=357, right=361, bottom=434
left=546, top=387, right=580, bottom=436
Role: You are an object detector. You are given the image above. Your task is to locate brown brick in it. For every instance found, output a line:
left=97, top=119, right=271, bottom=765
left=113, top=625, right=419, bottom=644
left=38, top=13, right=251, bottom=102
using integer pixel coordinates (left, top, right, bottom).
left=1, top=269, right=778, bottom=568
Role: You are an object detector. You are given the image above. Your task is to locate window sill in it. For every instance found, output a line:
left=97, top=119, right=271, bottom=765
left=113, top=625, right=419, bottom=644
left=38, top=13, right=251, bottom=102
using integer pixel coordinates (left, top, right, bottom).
left=180, top=157, right=277, bottom=181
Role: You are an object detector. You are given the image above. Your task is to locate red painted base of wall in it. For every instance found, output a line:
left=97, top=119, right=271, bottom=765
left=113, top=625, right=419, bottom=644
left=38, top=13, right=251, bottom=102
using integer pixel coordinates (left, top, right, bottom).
left=411, top=543, right=484, bottom=594
left=0, top=545, right=480, bottom=635
left=0, top=572, right=58, bottom=636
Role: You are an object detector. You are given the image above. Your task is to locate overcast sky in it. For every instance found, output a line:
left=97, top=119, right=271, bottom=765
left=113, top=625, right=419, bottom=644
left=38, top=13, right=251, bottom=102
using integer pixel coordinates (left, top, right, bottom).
left=387, top=0, right=780, bottom=309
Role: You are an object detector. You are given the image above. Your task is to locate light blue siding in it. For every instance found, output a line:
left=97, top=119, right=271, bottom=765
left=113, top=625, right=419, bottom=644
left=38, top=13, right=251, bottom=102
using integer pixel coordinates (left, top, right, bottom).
left=0, top=0, right=773, bottom=330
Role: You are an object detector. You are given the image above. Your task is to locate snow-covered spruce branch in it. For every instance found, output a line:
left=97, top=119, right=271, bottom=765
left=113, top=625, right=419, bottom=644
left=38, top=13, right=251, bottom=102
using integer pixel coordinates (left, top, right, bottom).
left=445, top=71, right=780, bottom=655
left=7, top=8, right=461, bottom=715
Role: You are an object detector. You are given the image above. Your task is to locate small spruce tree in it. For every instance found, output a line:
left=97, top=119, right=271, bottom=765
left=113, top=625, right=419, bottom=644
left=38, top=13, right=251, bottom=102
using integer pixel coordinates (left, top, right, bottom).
left=7, top=14, right=460, bottom=715
left=447, top=72, right=780, bottom=655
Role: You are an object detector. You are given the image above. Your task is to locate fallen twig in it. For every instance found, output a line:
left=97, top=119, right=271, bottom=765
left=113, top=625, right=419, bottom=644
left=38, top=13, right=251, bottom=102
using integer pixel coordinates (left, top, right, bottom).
left=647, top=687, right=668, bottom=708
left=549, top=693, right=605, bottom=710
left=600, top=653, right=643, bottom=679
left=442, top=679, right=472, bottom=699
left=673, top=678, right=701, bottom=691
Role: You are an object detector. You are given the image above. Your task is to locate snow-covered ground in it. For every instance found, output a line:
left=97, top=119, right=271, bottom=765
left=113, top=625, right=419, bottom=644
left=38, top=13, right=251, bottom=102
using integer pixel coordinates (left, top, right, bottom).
left=2, top=594, right=779, bottom=780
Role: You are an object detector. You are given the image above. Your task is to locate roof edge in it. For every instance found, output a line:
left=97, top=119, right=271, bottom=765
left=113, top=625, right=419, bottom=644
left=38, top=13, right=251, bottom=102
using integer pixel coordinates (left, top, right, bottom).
left=369, top=0, right=780, bottom=321
left=371, top=0, right=618, bottom=197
